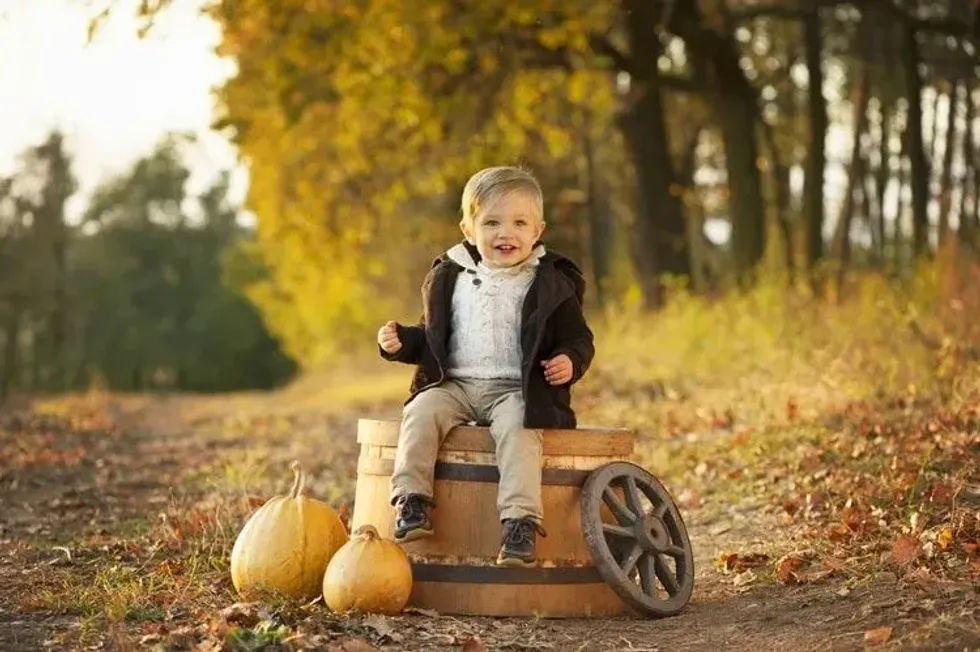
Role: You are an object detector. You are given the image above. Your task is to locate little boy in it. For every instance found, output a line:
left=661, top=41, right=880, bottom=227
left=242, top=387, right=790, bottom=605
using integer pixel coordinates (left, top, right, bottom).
left=377, top=166, right=594, bottom=567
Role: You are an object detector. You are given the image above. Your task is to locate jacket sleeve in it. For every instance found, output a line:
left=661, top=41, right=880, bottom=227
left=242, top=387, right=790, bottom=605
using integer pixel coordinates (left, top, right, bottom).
left=550, top=293, right=595, bottom=385
left=378, top=320, right=426, bottom=365
left=378, top=266, right=435, bottom=365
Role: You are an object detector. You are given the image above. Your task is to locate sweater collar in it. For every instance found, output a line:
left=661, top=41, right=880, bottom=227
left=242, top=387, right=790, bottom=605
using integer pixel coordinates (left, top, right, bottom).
left=446, top=241, right=545, bottom=274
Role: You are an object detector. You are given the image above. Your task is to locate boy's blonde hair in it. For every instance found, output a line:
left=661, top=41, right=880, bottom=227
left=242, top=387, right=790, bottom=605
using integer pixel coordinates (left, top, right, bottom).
left=460, top=166, right=544, bottom=226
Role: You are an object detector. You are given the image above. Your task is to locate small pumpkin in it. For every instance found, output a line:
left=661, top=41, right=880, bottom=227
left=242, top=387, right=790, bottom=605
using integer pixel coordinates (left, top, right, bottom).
left=230, top=461, right=348, bottom=601
left=322, top=524, right=413, bottom=614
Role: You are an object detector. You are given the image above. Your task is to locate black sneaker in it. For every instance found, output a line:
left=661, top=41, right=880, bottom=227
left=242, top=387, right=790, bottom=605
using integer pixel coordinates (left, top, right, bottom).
left=496, top=517, right=547, bottom=567
left=393, top=494, right=434, bottom=543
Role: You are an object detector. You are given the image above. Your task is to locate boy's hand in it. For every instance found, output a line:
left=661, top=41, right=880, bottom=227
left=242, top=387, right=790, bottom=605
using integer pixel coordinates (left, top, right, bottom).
left=541, top=354, right=573, bottom=386
left=378, top=320, right=402, bottom=354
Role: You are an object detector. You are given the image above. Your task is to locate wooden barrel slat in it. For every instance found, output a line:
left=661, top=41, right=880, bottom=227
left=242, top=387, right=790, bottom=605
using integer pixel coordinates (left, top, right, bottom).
left=409, top=582, right=626, bottom=617
left=351, top=418, right=636, bottom=617
left=358, top=457, right=592, bottom=487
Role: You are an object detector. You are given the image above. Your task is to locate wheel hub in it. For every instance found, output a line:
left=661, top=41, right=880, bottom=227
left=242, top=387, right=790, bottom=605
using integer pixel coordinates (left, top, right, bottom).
left=634, top=514, right=669, bottom=553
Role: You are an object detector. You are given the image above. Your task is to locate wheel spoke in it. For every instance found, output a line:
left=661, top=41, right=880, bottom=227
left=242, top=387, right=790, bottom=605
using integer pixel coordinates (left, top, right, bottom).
left=623, top=475, right=645, bottom=516
left=654, top=501, right=668, bottom=519
left=664, top=544, right=686, bottom=559
left=637, top=553, right=656, bottom=597
left=603, top=487, right=636, bottom=525
left=602, top=523, right=635, bottom=540
left=619, top=543, right=643, bottom=575
left=654, top=554, right=681, bottom=596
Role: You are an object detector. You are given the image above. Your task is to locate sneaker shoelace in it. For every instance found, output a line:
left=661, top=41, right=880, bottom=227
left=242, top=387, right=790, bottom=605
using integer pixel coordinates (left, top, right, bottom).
left=504, top=520, right=547, bottom=546
left=399, top=495, right=426, bottom=520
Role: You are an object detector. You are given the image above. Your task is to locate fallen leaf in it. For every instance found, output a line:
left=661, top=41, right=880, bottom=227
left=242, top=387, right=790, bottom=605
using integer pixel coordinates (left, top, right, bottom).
left=715, top=551, right=770, bottom=574
left=786, top=399, right=799, bottom=421
left=219, top=602, right=262, bottom=628
left=905, top=566, right=940, bottom=591
left=775, top=554, right=805, bottom=585
left=937, top=527, right=954, bottom=551
left=732, top=569, right=756, bottom=587
left=891, top=535, right=919, bottom=566
left=863, top=627, right=892, bottom=645
left=332, top=638, right=378, bottom=652
left=362, top=614, right=398, bottom=642
left=827, top=523, right=853, bottom=543
left=462, top=636, right=487, bottom=652
left=840, top=506, right=862, bottom=531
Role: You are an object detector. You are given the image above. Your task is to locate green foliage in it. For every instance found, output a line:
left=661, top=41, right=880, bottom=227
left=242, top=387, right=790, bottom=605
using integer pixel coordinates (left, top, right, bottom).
left=0, top=132, right=296, bottom=394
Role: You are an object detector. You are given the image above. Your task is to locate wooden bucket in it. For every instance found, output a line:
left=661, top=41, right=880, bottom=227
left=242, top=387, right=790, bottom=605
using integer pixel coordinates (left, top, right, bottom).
left=351, top=418, right=636, bottom=617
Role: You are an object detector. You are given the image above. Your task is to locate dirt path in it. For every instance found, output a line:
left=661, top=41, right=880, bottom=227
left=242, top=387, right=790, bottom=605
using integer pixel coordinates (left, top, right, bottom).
left=1, top=392, right=977, bottom=651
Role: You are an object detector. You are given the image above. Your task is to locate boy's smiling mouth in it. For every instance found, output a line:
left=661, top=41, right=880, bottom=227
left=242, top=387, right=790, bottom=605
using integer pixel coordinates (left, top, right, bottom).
left=495, top=244, right=517, bottom=252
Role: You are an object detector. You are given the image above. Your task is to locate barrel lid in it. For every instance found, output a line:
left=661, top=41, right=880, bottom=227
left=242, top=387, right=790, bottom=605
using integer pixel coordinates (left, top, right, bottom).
left=356, top=418, right=634, bottom=457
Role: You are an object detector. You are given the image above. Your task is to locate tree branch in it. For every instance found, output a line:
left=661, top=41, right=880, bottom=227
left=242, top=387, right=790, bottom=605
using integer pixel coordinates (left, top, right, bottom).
left=727, top=0, right=844, bottom=22
left=657, top=73, right=710, bottom=93
left=729, top=0, right=977, bottom=40
left=588, top=35, right=633, bottom=75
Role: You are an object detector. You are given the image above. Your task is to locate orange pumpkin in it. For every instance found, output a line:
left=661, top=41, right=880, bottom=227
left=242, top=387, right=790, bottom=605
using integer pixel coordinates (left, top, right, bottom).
left=230, top=461, right=348, bottom=600
left=322, top=524, right=413, bottom=614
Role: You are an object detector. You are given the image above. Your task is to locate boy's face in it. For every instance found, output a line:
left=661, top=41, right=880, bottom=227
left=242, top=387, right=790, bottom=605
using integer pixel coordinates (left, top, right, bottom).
left=461, top=190, right=545, bottom=268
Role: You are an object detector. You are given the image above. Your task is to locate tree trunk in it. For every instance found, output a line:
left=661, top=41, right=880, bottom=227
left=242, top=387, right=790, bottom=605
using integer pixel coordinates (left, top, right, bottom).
left=618, top=0, right=690, bottom=307
left=1, top=308, right=21, bottom=398
left=902, top=22, right=929, bottom=258
left=974, top=85, right=980, bottom=246
left=833, top=62, right=871, bottom=296
left=803, top=8, right=828, bottom=285
left=672, top=1, right=765, bottom=284
left=872, top=98, right=892, bottom=264
left=582, top=110, right=613, bottom=306
left=959, top=82, right=975, bottom=247
left=715, top=75, right=766, bottom=284
left=761, top=118, right=794, bottom=282
left=938, top=81, right=959, bottom=244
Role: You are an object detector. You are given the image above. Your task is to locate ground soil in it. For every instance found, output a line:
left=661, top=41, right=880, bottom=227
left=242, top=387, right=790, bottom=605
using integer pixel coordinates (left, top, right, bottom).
left=0, top=391, right=977, bottom=651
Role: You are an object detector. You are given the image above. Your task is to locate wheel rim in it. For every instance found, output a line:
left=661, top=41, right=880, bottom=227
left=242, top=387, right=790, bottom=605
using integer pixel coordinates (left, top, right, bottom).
left=581, top=461, right=694, bottom=617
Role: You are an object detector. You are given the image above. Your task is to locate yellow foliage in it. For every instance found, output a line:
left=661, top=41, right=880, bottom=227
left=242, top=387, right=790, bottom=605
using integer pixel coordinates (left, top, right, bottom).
left=212, top=0, right=619, bottom=367
left=585, top=258, right=975, bottom=433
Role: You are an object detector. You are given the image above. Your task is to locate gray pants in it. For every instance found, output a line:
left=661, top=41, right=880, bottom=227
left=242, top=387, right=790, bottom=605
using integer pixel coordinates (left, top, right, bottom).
left=389, top=378, right=543, bottom=522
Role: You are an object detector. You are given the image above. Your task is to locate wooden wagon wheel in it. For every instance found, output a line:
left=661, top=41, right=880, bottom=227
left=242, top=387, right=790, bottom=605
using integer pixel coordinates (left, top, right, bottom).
left=581, top=462, right=694, bottom=617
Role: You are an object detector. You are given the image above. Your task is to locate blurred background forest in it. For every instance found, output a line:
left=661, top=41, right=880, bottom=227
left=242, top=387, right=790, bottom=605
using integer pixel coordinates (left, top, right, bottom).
left=3, top=0, right=980, bottom=396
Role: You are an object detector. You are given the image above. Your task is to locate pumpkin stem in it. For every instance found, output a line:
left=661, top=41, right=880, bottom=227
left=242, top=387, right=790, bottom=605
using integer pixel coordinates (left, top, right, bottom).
left=289, top=460, right=305, bottom=498
left=354, top=524, right=379, bottom=540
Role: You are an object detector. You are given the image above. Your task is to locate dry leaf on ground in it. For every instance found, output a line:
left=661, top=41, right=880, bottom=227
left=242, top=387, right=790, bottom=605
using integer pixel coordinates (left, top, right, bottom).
left=775, top=553, right=806, bottom=585
left=462, top=635, right=487, bottom=651
left=891, top=535, right=920, bottom=566
left=863, top=626, right=892, bottom=645
left=715, top=551, right=770, bottom=574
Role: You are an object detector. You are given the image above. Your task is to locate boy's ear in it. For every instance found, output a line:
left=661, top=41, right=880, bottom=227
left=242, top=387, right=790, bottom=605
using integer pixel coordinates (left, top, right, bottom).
left=534, top=219, right=546, bottom=241
left=459, top=219, right=476, bottom=245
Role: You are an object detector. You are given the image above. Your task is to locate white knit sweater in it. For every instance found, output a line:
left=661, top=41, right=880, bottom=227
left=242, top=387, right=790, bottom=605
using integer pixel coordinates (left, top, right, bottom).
left=445, top=243, right=544, bottom=380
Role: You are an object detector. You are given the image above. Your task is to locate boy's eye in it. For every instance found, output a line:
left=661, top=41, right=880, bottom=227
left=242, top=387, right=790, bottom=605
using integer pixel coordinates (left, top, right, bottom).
left=484, top=220, right=498, bottom=226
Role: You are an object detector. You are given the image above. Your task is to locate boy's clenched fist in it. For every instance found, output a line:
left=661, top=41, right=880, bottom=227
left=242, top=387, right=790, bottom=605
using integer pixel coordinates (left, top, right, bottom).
left=541, top=354, right=573, bottom=386
left=378, top=320, right=402, bottom=354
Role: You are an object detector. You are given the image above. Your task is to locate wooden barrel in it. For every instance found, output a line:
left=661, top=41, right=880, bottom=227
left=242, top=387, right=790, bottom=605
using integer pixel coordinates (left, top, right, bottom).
left=351, top=418, right=636, bottom=617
